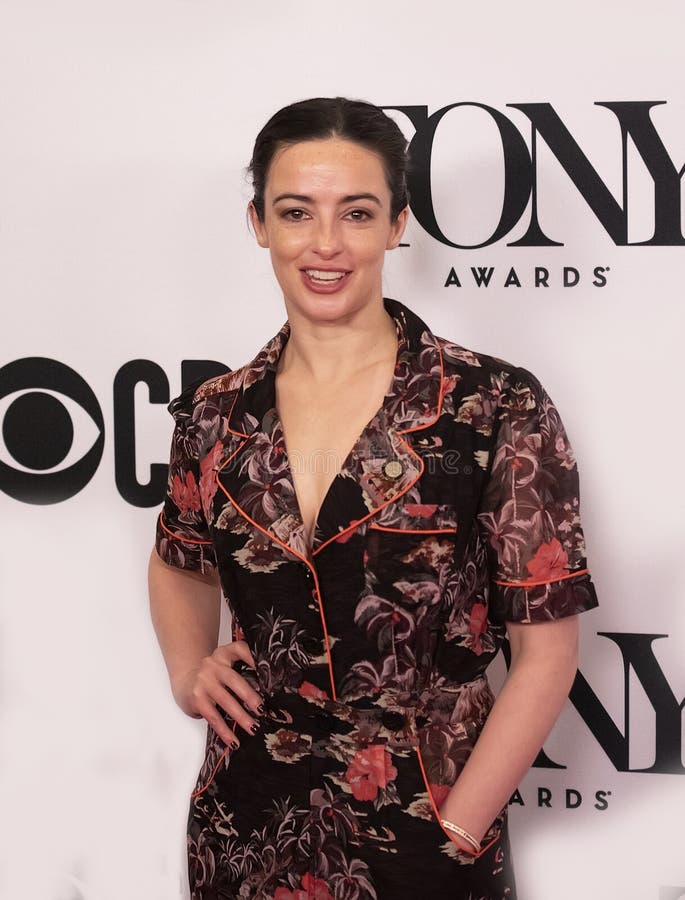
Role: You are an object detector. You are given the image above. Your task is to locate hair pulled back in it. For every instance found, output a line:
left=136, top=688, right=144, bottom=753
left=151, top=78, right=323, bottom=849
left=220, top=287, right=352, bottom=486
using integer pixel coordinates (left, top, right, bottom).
left=247, top=97, right=410, bottom=221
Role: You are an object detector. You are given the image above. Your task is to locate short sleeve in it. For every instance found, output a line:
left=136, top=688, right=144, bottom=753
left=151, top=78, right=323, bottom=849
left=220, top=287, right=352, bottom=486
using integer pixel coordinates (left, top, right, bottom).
left=476, top=366, right=599, bottom=624
left=154, top=379, right=218, bottom=575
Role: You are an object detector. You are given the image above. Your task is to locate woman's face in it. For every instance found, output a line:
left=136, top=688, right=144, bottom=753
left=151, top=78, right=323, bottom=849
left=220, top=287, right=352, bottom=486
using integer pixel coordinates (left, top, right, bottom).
left=249, top=137, right=408, bottom=324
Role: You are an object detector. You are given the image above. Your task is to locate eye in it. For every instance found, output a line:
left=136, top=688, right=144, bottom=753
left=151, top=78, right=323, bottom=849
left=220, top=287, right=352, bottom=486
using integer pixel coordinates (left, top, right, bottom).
left=346, top=208, right=373, bottom=222
left=282, top=208, right=310, bottom=221
left=0, top=358, right=104, bottom=504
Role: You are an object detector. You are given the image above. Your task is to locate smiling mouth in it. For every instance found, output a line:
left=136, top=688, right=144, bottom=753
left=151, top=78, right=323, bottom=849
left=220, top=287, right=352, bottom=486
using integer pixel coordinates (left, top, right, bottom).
left=303, top=268, right=349, bottom=283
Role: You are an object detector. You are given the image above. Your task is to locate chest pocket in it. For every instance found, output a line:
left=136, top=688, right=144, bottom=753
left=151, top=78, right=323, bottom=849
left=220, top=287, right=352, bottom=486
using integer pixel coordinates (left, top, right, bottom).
left=368, top=502, right=458, bottom=534
left=364, top=458, right=482, bottom=577
left=365, top=503, right=459, bottom=581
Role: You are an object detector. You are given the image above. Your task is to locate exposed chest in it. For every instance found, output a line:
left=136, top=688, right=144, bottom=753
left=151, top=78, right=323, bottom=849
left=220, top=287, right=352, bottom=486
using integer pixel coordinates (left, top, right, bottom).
left=274, top=362, right=396, bottom=545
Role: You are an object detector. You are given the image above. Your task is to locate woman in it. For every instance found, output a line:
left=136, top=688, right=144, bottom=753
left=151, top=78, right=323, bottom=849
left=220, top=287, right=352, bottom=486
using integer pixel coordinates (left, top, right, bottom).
left=149, top=97, right=599, bottom=899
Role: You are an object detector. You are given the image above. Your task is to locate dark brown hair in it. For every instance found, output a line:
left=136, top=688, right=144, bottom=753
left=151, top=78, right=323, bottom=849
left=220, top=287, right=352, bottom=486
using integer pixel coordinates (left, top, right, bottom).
left=247, top=97, right=410, bottom=221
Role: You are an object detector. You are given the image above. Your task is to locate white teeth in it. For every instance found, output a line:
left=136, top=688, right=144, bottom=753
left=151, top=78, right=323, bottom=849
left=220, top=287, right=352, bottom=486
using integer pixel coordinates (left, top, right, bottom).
left=305, top=269, right=347, bottom=281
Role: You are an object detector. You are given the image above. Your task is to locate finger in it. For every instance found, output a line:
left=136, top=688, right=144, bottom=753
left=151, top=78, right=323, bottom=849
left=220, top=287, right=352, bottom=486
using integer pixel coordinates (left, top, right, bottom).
left=212, top=644, right=263, bottom=714
left=220, top=665, right=264, bottom=717
left=226, top=640, right=257, bottom=670
left=193, top=659, right=263, bottom=724
left=195, top=699, right=241, bottom=749
left=210, top=684, right=261, bottom=736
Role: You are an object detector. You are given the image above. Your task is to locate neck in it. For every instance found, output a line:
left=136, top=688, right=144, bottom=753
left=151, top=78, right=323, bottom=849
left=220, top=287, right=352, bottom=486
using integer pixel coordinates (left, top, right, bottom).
left=277, top=297, right=398, bottom=383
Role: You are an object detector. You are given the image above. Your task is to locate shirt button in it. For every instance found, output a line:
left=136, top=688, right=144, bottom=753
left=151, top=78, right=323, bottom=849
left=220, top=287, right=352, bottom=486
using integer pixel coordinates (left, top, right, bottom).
left=383, top=459, right=404, bottom=479
left=303, top=566, right=313, bottom=582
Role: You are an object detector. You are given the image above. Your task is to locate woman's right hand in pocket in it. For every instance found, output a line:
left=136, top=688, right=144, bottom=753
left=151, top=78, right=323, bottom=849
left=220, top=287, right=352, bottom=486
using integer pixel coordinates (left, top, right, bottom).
left=172, top=640, right=264, bottom=747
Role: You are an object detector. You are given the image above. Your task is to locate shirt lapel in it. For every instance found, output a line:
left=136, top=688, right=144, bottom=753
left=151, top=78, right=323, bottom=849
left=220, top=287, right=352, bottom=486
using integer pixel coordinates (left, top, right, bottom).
left=214, top=298, right=444, bottom=562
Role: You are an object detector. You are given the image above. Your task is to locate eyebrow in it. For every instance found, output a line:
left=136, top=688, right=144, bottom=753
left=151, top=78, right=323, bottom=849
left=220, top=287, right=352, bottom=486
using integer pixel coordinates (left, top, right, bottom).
left=272, top=192, right=382, bottom=206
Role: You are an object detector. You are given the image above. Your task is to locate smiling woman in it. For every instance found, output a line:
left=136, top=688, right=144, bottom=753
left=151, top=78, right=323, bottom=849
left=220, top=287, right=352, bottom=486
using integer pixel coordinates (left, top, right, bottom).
left=148, top=97, right=599, bottom=900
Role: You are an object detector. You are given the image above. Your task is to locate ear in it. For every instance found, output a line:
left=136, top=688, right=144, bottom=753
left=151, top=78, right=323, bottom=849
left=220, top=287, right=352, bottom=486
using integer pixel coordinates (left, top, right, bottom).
left=248, top=201, right=269, bottom=248
left=386, top=206, right=409, bottom=250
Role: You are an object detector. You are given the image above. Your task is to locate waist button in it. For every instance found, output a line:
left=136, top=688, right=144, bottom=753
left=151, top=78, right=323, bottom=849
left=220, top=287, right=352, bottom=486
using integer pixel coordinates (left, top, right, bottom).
left=381, top=710, right=405, bottom=731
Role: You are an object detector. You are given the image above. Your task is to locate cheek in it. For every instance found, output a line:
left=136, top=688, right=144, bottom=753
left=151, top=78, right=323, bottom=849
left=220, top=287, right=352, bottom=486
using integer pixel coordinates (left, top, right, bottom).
left=269, top=229, right=310, bottom=265
left=353, top=231, right=391, bottom=267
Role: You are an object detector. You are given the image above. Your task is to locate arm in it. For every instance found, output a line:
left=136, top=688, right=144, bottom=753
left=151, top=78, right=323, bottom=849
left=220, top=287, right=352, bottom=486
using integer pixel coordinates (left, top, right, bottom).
left=148, top=547, right=263, bottom=744
left=438, top=614, right=579, bottom=850
left=449, top=365, right=598, bottom=851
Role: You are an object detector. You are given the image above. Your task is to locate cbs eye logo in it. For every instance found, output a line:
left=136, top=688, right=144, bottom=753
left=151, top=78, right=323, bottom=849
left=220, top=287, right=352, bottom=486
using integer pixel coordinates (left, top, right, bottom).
left=0, top=358, right=104, bottom=504
left=0, top=357, right=228, bottom=506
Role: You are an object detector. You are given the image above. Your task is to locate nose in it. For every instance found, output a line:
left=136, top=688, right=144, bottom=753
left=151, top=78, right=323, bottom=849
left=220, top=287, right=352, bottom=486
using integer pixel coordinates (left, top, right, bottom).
left=311, top=216, right=343, bottom=258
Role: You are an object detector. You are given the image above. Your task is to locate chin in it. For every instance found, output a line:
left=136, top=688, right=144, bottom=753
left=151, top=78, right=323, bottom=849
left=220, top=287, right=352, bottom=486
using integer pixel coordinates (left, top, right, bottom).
left=284, top=279, right=382, bottom=323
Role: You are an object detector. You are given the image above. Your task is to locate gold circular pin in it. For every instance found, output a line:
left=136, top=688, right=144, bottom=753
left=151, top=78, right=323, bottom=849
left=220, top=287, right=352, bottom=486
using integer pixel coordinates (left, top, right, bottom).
left=383, top=459, right=404, bottom=479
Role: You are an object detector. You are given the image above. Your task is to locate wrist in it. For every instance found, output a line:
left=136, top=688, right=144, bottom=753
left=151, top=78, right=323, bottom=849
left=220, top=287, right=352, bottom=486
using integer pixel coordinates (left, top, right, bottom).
left=438, top=816, right=481, bottom=853
left=170, top=665, right=202, bottom=715
left=438, top=800, right=485, bottom=848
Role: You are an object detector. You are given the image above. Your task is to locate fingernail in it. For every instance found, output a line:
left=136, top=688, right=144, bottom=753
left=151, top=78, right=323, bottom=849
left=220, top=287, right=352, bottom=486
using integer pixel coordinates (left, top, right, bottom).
left=255, top=703, right=265, bottom=715
left=249, top=721, right=260, bottom=735
left=230, top=740, right=239, bottom=750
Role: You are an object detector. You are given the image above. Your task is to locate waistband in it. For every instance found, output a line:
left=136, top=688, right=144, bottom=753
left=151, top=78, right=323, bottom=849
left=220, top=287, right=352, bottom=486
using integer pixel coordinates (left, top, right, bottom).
left=263, top=675, right=493, bottom=746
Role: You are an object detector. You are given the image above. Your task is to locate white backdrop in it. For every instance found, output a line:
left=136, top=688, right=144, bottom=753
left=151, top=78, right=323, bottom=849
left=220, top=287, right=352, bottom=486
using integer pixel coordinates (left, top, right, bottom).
left=1, top=2, right=684, bottom=898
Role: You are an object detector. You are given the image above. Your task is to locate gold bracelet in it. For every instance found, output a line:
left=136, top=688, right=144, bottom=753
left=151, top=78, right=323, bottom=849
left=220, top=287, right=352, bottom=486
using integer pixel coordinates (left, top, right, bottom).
left=439, top=819, right=480, bottom=852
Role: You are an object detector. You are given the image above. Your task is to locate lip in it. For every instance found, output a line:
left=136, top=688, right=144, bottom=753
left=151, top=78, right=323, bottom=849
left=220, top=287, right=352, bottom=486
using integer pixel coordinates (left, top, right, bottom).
left=300, top=268, right=352, bottom=294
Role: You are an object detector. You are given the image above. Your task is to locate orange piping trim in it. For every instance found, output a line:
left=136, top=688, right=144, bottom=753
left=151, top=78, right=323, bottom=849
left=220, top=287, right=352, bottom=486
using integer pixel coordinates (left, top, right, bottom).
left=218, top=436, right=249, bottom=471
left=158, top=511, right=214, bottom=546
left=414, top=744, right=500, bottom=859
left=215, top=448, right=338, bottom=702
left=308, top=567, right=338, bottom=702
left=398, top=344, right=445, bottom=435
left=312, top=447, right=426, bottom=556
left=493, top=568, right=589, bottom=588
left=225, top=382, right=250, bottom=439
left=190, top=746, right=229, bottom=799
left=368, top=523, right=456, bottom=535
